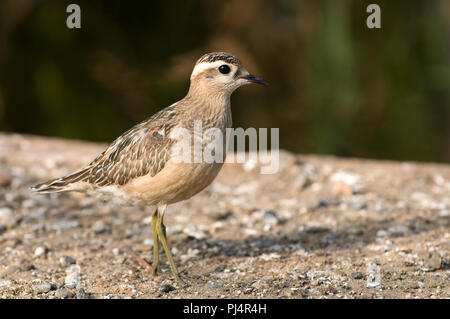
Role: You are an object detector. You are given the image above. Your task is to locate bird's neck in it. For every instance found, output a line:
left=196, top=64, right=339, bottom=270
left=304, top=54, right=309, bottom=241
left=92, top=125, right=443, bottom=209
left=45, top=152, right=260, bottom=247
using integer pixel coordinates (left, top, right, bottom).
left=185, top=83, right=231, bottom=119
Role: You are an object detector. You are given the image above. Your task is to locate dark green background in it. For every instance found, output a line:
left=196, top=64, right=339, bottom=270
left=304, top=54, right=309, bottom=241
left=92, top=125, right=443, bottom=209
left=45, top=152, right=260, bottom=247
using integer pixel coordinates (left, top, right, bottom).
left=1, top=0, right=449, bottom=162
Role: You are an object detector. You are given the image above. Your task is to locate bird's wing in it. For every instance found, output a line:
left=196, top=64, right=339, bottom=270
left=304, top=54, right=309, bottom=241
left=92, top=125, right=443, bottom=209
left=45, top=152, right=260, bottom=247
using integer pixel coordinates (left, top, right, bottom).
left=85, top=121, right=176, bottom=186
left=33, top=108, right=179, bottom=193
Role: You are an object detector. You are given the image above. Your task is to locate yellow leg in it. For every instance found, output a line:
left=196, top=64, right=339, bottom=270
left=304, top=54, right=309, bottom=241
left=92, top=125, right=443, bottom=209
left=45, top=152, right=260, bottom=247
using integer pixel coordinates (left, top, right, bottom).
left=151, top=209, right=160, bottom=276
left=155, top=206, right=183, bottom=283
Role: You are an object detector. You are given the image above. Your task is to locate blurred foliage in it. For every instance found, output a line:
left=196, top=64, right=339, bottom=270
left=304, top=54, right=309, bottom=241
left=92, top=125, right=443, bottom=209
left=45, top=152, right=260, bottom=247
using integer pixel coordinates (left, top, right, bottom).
left=0, top=0, right=449, bottom=162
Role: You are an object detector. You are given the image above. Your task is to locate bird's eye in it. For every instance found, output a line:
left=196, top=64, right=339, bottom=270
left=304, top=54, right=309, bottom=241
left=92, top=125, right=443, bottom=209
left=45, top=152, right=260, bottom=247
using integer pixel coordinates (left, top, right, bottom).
left=218, top=65, right=231, bottom=74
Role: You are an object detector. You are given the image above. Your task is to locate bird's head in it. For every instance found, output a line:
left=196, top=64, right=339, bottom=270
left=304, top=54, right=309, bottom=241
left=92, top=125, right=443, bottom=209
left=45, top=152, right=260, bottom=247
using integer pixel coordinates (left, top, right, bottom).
left=188, top=52, right=267, bottom=98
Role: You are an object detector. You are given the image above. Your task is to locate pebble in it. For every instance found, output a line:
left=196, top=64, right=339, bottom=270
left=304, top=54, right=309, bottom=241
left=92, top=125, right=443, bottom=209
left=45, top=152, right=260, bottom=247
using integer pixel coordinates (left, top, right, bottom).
left=32, top=282, right=52, bottom=294
left=314, top=198, right=340, bottom=210
left=366, top=265, right=381, bottom=288
left=183, top=225, right=206, bottom=240
left=65, top=265, right=81, bottom=289
left=159, top=284, right=175, bottom=293
left=34, top=246, right=46, bottom=257
left=351, top=272, right=364, bottom=280
left=263, top=210, right=279, bottom=225
left=424, top=252, right=441, bottom=271
left=51, top=220, right=79, bottom=231
left=76, top=288, right=89, bottom=299
left=376, top=225, right=409, bottom=238
left=142, top=216, right=152, bottom=225
left=59, top=256, right=76, bottom=267
left=295, top=164, right=315, bottom=189
left=180, top=248, right=200, bottom=261
left=55, top=288, right=74, bottom=299
left=92, top=220, right=107, bottom=234
left=0, top=207, right=16, bottom=227
left=330, top=171, right=364, bottom=194
left=208, top=281, right=222, bottom=289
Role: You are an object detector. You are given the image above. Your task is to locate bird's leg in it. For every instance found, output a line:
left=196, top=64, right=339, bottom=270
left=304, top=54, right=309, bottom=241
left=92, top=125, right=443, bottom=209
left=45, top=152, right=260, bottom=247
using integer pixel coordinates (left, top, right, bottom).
left=155, top=206, right=183, bottom=283
left=151, top=208, right=160, bottom=276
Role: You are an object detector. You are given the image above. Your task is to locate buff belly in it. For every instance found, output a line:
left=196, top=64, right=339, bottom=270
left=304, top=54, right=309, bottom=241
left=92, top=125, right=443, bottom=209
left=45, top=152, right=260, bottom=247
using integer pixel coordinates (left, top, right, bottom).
left=121, top=160, right=224, bottom=205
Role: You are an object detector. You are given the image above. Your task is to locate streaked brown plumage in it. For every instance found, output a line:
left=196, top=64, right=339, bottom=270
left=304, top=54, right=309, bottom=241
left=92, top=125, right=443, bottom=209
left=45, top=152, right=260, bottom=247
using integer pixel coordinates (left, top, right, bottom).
left=33, top=52, right=267, bottom=282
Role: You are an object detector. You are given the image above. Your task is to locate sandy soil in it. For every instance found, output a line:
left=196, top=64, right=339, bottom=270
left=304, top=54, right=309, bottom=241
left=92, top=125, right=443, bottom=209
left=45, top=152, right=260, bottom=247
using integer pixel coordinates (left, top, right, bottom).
left=0, top=133, right=448, bottom=299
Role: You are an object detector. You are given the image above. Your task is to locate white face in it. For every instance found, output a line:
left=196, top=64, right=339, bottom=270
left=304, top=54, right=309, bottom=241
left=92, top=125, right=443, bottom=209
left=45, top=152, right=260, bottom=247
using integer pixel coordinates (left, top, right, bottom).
left=190, top=61, right=250, bottom=93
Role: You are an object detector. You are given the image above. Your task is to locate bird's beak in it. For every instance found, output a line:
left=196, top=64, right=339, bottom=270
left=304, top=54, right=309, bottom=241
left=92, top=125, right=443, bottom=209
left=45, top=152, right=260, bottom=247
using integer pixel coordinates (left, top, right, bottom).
left=241, top=73, right=268, bottom=85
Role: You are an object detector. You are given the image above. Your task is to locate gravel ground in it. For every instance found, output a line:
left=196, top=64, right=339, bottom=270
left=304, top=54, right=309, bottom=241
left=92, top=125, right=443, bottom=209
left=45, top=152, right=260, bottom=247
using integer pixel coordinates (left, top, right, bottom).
left=0, top=133, right=449, bottom=299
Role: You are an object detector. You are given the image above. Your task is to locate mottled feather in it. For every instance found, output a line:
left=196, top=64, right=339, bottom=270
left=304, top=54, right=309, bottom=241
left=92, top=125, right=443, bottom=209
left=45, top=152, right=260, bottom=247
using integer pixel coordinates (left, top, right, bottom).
left=33, top=104, right=179, bottom=192
left=196, top=52, right=242, bottom=67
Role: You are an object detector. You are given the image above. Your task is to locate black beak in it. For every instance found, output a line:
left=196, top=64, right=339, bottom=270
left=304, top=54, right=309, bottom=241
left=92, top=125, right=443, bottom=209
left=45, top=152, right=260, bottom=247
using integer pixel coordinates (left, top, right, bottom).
left=241, top=74, right=268, bottom=85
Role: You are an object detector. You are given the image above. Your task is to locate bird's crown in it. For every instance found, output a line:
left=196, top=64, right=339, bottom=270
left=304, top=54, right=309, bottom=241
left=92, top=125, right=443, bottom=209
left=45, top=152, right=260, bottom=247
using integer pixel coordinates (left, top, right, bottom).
left=195, top=52, right=242, bottom=67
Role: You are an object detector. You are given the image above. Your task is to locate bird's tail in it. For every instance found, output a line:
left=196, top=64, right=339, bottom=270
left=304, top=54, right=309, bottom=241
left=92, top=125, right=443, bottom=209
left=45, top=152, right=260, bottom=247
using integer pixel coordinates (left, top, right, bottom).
left=31, top=168, right=91, bottom=194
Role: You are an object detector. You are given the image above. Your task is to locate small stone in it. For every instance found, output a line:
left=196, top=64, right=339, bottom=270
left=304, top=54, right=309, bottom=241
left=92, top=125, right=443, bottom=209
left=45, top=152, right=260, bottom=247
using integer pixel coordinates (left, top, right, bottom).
left=330, top=171, right=364, bottom=194
left=32, top=282, right=52, bottom=294
left=387, top=225, right=409, bottom=237
left=65, top=265, right=81, bottom=289
left=51, top=220, right=79, bottom=231
left=366, top=265, right=381, bottom=288
left=295, top=163, right=316, bottom=189
left=59, top=256, right=76, bottom=267
left=92, top=220, right=106, bottom=234
left=112, top=248, right=120, bottom=255
left=183, top=225, right=206, bottom=240
left=263, top=210, right=279, bottom=225
left=55, top=288, right=74, bottom=299
left=348, top=227, right=364, bottom=236
left=425, top=252, right=442, bottom=271
left=0, top=207, right=16, bottom=227
left=295, top=173, right=312, bottom=189
left=180, top=248, right=200, bottom=262
left=76, top=288, right=89, bottom=299
left=208, top=281, right=222, bottom=289
left=347, top=201, right=367, bottom=211
left=351, top=272, right=364, bottom=280
left=314, top=198, right=340, bottom=210
left=34, top=246, right=46, bottom=257
left=20, top=263, right=35, bottom=272
left=159, top=284, right=175, bottom=293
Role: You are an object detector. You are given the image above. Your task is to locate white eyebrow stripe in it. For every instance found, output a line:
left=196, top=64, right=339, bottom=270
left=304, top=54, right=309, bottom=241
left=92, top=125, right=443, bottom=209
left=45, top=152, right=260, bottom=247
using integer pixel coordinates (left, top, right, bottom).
left=191, top=61, right=231, bottom=77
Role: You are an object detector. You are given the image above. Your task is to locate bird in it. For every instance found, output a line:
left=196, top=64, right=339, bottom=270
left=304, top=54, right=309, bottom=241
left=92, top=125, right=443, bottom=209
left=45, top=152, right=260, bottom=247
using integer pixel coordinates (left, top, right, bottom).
left=32, top=52, right=267, bottom=283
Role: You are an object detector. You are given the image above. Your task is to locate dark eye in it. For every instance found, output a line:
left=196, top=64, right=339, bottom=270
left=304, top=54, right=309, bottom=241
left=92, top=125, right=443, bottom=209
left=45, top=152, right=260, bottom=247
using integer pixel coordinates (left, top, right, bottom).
left=218, top=65, right=231, bottom=74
